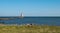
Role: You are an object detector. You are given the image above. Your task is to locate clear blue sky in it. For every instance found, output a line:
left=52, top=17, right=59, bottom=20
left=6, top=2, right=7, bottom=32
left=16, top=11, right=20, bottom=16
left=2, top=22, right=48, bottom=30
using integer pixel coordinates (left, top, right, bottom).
left=0, top=0, right=60, bottom=16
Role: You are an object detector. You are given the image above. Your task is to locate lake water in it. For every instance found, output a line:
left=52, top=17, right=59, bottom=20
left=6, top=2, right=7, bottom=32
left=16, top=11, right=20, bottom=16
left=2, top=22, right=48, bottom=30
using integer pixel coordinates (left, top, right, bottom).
left=0, top=17, right=60, bottom=26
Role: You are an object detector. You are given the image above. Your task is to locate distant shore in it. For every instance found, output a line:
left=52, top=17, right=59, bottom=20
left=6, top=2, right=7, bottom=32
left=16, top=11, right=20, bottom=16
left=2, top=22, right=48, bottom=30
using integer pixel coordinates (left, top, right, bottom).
left=0, top=18, right=15, bottom=20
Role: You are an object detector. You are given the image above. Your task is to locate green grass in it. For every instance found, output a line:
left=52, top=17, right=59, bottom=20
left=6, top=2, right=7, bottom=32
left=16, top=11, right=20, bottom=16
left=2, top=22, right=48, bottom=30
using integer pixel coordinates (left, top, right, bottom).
left=0, top=24, right=60, bottom=33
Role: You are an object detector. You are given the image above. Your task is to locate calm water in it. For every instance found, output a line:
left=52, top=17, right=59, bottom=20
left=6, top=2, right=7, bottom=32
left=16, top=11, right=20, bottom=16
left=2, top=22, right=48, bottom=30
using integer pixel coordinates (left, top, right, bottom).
left=0, top=17, right=60, bottom=26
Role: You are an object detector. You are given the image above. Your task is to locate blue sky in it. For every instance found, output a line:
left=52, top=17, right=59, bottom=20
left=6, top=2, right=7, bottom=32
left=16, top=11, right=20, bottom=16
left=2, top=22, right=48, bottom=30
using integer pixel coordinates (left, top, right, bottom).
left=0, top=0, right=60, bottom=16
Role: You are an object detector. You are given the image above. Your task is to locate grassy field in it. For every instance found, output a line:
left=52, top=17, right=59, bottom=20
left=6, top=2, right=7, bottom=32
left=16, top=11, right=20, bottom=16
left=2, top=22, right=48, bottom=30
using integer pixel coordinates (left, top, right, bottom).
left=0, top=24, right=60, bottom=33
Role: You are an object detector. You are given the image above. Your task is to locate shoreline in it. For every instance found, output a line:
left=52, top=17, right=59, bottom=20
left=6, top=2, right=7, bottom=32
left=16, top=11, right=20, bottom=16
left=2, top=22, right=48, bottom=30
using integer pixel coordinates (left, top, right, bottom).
left=0, top=24, right=60, bottom=33
left=0, top=24, right=59, bottom=26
